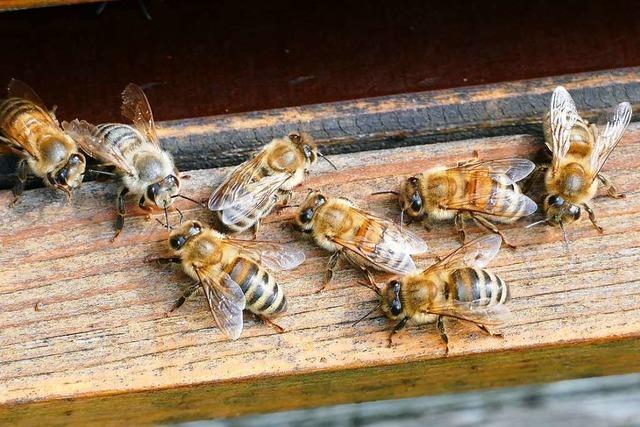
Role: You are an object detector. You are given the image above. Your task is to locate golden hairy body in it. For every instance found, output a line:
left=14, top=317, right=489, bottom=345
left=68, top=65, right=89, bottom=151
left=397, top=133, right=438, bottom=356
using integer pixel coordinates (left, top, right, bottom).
left=294, top=191, right=427, bottom=290
left=0, top=80, right=86, bottom=199
left=209, top=133, right=321, bottom=235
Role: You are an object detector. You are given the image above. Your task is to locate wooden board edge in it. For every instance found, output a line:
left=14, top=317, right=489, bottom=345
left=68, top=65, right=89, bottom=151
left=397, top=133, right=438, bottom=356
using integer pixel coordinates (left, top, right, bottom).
left=1, top=336, right=638, bottom=426
left=1, top=67, right=640, bottom=189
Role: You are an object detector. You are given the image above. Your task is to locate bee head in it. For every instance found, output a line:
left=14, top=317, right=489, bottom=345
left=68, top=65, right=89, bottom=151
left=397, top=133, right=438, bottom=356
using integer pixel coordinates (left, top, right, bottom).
left=289, top=132, right=318, bottom=165
left=381, top=279, right=404, bottom=319
left=168, top=220, right=203, bottom=252
left=399, top=175, right=424, bottom=219
left=146, top=174, right=181, bottom=209
left=544, top=194, right=581, bottom=226
left=294, top=190, right=326, bottom=232
left=47, top=153, right=86, bottom=193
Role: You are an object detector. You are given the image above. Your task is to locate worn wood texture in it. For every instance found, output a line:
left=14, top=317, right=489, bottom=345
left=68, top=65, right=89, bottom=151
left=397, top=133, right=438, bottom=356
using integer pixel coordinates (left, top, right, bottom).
left=1, top=123, right=639, bottom=424
left=1, top=68, right=640, bottom=190
left=0, top=0, right=107, bottom=10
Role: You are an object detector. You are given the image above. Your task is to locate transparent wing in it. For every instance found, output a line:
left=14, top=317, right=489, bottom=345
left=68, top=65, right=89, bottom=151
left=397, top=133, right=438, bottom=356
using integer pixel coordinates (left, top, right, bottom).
left=208, top=151, right=271, bottom=211
left=225, top=238, right=305, bottom=271
left=62, top=119, right=137, bottom=176
left=548, top=86, right=581, bottom=173
left=454, top=158, right=536, bottom=184
left=428, top=234, right=502, bottom=273
left=589, top=101, right=631, bottom=180
left=197, top=268, right=246, bottom=341
left=330, top=207, right=427, bottom=274
left=7, top=79, right=48, bottom=111
left=442, top=172, right=538, bottom=218
left=427, top=299, right=510, bottom=326
left=121, top=83, right=159, bottom=146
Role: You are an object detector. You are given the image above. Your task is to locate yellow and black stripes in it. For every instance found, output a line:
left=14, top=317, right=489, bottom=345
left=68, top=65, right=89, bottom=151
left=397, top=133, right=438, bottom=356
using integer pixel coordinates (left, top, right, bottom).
left=225, top=256, right=287, bottom=315
left=94, top=123, right=145, bottom=158
left=449, top=267, right=509, bottom=305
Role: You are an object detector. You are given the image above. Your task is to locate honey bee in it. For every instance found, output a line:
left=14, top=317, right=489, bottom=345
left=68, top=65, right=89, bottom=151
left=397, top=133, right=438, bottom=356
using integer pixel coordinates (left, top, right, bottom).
left=293, top=191, right=428, bottom=291
left=0, top=79, right=86, bottom=202
left=208, top=132, right=335, bottom=237
left=150, top=220, right=305, bottom=340
left=359, top=234, right=510, bottom=352
left=63, top=83, right=184, bottom=239
left=391, top=158, right=537, bottom=248
left=539, top=86, right=631, bottom=240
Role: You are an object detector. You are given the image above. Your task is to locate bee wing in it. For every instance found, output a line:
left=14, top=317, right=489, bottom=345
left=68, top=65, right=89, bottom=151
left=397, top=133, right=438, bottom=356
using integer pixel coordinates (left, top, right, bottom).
left=121, top=83, right=160, bottom=146
left=427, top=299, right=510, bottom=326
left=63, top=119, right=137, bottom=176
left=589, top=101, right=631, bottom=180
left=197, top=267, right=246, bottom=340
left=441, top=172, right=538, bottom=218
left=225, top=238, right=306, bottom=271
left=429, top=234, right=502, bottom=272
left=548, top=86, right=582, bottom=173
left=330, top=208, right=427, bottom=274
left=453, top=158, right=536, bottom=184
left=7, top=79, right=49, bottom=112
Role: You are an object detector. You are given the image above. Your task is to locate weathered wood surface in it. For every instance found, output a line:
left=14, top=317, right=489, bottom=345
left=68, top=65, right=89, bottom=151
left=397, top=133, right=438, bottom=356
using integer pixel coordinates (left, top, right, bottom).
left=1, top=123, right=639, bottom=424
left=2, top=68, right=640, bottom=189
left=0, top=0, right=108, bottom=11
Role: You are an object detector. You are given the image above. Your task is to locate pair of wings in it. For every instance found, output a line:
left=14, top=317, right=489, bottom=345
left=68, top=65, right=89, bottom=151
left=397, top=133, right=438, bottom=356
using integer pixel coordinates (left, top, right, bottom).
left=1, top=79, right=58, bottom=160
left=333, top=206, right=428, bottom=274
left=548, top=86, right=631, bottom=180
left=61, top=83, right=159, bottom=177
left=441, top=159, right=538, bottom=218
left=418, top=234, right=509, bottom=326
left=195, top=238, right=305, bottom=340
left=208, top=151, right=292, bottom=226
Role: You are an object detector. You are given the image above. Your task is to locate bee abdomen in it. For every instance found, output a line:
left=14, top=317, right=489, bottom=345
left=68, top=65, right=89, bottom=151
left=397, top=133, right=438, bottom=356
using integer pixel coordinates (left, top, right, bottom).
left=450, top=267, right=509, bottom=305
left=95, top=123, right=144, bottom=157
left=0, top=98, right=51, bottom=133
left=215, top=194, right=278, bottom=233
left=226, top=257, right=287, bottom=315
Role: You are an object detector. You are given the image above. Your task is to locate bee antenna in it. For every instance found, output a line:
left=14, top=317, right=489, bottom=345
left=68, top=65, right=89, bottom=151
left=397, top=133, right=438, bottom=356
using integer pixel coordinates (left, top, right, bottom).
left=155, top=218, right=172, bottom=230
left=163, top=206, right=170, bottom=231
left=87, top=169, right=117, bottom=177
left=356, top=280, right=382, bottom=296
left=172, top=194, right=206, bottom=208
left=371, top=190, right=400, bottom=196
left=318, top=152, right=338, bottom=170
left=175, top=206, right=184, bottom=225
left=400, top=209, right=405, bottom=230
left=352, top=303, right=382, bottom=327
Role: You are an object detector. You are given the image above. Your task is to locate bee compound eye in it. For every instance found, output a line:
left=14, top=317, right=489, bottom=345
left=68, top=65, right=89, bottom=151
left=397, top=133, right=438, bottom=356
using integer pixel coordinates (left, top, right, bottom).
left=170, top=235, right=187, bottom=250
left=571, top=206, right=581, bottom=220
left=548, top=195, right=563, bottom=206
left=289, top=133, right=301, bottom=143
left=408, top=177, right=419, bottom=186
left=147, top=183, right=161, bottom=200
left=299, top=208, right=314, bottom=224
left=316, top=195, right=326, bottom=205
left=410, top=192, right=422, bottom=212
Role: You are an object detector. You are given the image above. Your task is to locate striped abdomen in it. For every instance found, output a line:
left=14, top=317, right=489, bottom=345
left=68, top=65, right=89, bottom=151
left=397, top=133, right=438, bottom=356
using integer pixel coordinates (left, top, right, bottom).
left=224, top=256, right=287, bottom=315
left=216, top=193, right=279, bottom=233
left=448, top=267, right=509, bottom=306
left=0, top=98, right=55, bottom=141
left=463, top=173, right=531, bottom=223
left=94, top=123, right=146, bottom=161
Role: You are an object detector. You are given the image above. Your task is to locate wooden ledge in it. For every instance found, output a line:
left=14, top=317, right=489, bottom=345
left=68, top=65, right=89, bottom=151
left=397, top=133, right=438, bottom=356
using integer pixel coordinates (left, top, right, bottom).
left=1, top=124, right=639, bottom=423
left=2, top=67, right=640, bottom=189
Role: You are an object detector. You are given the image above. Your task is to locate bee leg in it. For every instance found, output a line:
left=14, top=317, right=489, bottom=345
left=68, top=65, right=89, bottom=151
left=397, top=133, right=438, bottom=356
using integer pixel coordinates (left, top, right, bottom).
left=138, top=196, right=154, bottom=220
left=112, top=188, right=129, bottom=241
left=10, top=159, right=28, bottom=206
left=168, top=283, right=200, bottom=314
left=582, top=203, right=604, bottom=234
left=477, top=324, right=503, bottom=337
left=388, top=317, right=408, bottom=348
left=456, top=151, right=480, bottom=167
left=251, top=221, right=261, bottom=240
left=317, top=251, right=342, bottom=293
left=256, top=314, right=286, bottom=333
left=145, top=255, right=181, bottom=264
left=471, top=214, right=516, bottom=249
left=597, top=173, right=625, bottom=199
left=454, top=212, right=466, bottom=244
left=436, top=315, right=449, bottom=355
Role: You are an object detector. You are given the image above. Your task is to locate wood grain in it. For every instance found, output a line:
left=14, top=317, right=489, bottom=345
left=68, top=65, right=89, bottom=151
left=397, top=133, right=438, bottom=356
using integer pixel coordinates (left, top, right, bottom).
left=1, top=123, right=639, bottom=424
left=2, top=67, right=640, bottom=189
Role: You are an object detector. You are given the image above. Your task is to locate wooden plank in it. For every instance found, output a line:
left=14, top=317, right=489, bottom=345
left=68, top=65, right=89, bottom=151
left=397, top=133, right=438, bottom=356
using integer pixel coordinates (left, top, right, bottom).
left=2, top=68, right=639, bottom=189
left=0, top=0, right=108, bottom=11
left=1, top=123, right=639, bottom=423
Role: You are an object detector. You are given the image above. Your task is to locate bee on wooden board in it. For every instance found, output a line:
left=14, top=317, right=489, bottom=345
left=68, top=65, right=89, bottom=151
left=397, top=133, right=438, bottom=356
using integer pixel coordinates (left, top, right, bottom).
left=0, top=79, right=86, bottom=202
left=208, top=132, right=336, bottom=237
left=63, top=83, right=193, bottom=240
left=293, top=190, right=428, bottom=292
left=358, top=234, right=510, bottom=352
left=379, top=157, right=538, bottom=248
left=148, top=220, right=305, bottom=340
left=535, top=86, right=631, bottom=242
